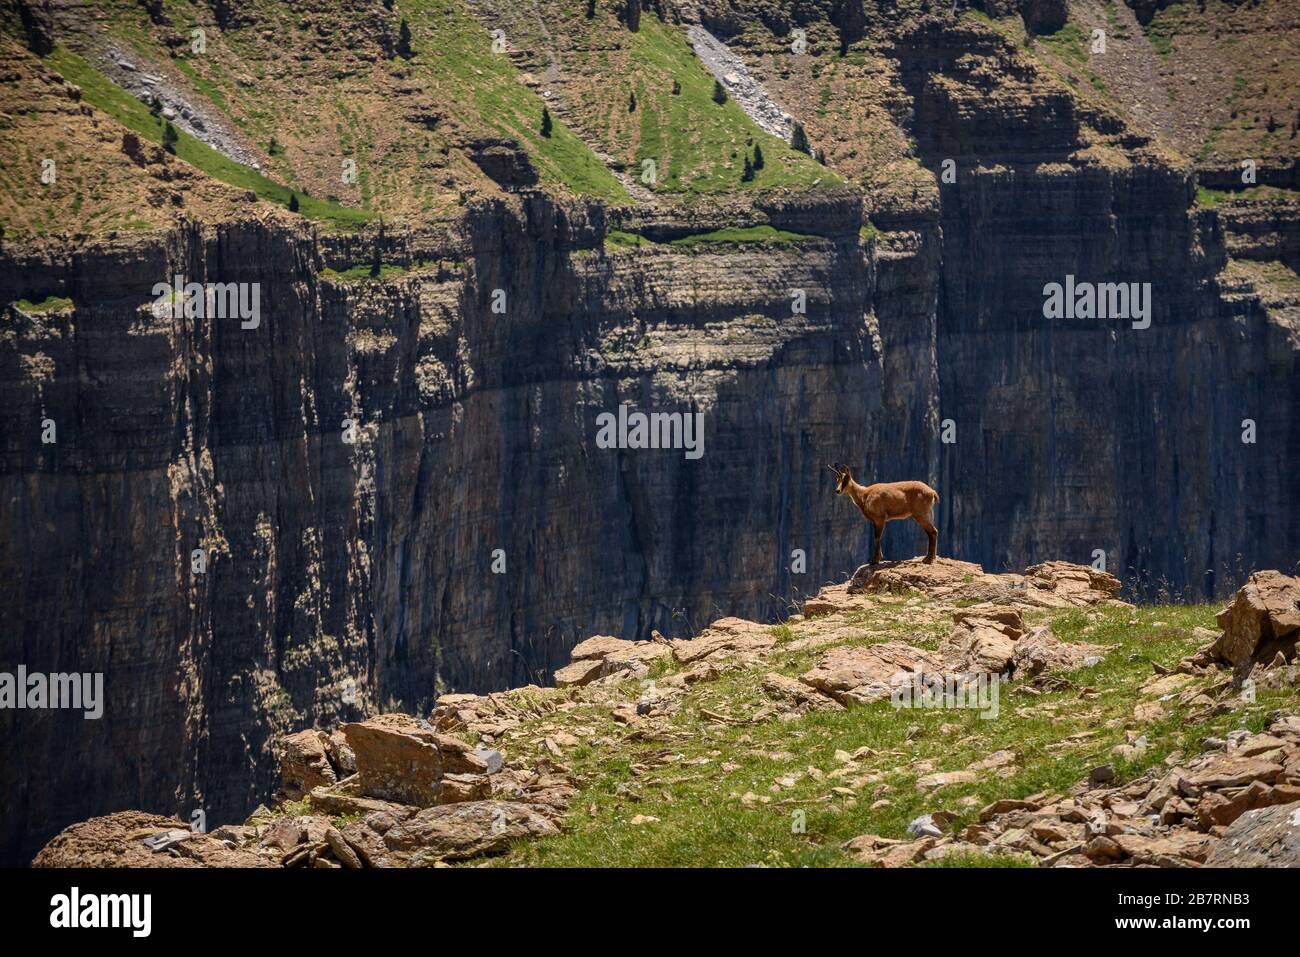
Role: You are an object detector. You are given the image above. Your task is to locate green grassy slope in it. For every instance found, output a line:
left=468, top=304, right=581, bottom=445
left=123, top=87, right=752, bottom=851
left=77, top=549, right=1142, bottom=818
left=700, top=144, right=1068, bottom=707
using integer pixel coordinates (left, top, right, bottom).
left=45, top=46, right=375, bottom=228
left=460, top=599, right=1295, bottom=867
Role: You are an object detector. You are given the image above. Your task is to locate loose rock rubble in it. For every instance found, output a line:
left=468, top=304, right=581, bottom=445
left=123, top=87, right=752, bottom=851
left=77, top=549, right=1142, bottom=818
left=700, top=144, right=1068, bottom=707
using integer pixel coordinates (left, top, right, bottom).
left=264, top=714, right=576, bottom=867
left=843, top=712, right=1300, bottom=867
left=686, top=25, right=797, bottom=143
left=35, top=712, right=575, bottom=869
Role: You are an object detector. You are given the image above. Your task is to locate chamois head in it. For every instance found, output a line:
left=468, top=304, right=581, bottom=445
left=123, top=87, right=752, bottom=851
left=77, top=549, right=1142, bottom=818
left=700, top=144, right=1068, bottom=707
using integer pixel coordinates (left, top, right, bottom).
left=827, top=463, right=852, bottom=495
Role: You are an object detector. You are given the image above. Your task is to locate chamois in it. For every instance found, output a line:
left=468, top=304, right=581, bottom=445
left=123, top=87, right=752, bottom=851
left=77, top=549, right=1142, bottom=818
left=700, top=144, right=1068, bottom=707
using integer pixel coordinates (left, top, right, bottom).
left=829, top=464, right=939, bottom=565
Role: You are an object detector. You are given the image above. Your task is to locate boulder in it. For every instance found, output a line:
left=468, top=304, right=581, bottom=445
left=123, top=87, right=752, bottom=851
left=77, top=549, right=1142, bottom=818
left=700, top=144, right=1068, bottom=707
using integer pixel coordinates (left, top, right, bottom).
left=1209, top=571, right=1300, bottom=673
left=429, top=692, right=487, bottom=731
left=1023, top=562, right=1122, bottom=603
left=598, top=640, right=671, bottom=679
left=917, top=770, right=978, bottom=789
left=671, top=617, right=776, bottom=664
left=554, top=635, right=671, bottom=686
left=1195, top=782, right=1300, bottom=829
left=762, top=672, right=843, bottom=711
left=842, top=833, right=934, bottom=867
left=953, top=606, right=1026, bottom=633
left=439, top=772, right=493, bottom=804
left=980, top=798, right=1041, bottom=821
left=323, top=730, right=356, bottom=775
left=341, top=800, right=558, bottom=867
left=802, top=583, right=873, bottom=618
left=277, top=730, right=337, bottom=801
left=1182, top=754, right=1283, bottom=790
left=847, top=557, right=986, bottom=597
left=342, top=714, right=489, bottom=807
left=568, top=635, right=629, bottom=660
left=259, top=814, right=367, bottom=868
left=1205, top=801, right=1300, bottom=867
left=554, top=658, right=605, bottom=688
left=1012, top=625, right=1108, bottom=678
left=941, top=614, right=1021, bottom=674
left=33, top=811, right=274, bottom=868
left=799, top=641, right=945, bottom=705
left=307, top=779, right=417, bottom=819
left=1110, top=831, right=1216, bottom=866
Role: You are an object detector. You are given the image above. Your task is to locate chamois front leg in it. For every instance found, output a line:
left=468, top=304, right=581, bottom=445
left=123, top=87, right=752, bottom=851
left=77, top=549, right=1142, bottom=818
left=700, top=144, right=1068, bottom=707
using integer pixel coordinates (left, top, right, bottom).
left=871, top=520, right=885, bottom=565
left=915, top=515, right=938, bottom=564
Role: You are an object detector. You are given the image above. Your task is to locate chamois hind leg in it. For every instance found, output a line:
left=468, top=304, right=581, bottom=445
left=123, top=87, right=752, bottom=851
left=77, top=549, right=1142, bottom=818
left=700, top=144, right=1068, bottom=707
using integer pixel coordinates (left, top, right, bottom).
left=871, top=520, right=885, bottom=565
left=914, top=512, right=938, bottom=564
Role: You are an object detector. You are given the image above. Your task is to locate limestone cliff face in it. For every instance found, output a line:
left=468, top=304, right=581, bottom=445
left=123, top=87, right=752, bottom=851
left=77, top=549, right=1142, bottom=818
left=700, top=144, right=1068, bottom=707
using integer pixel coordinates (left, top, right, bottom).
left=888, top=20, right=1300, bottom=595
left=0, top=189, right=885, bottom=863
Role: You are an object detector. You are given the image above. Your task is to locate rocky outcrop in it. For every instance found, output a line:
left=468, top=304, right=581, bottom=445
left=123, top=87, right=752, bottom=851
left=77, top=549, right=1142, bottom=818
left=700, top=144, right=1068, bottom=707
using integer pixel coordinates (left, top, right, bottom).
left=793, top=562, right=1113, bottom=704
left=340, top=801, right=559, bottom=868
left=1178, top=571, right=1300, bottom=683
left=32, top=811, right=274, bottom=868
left=275, top=730, right=339, bottom=802
left=545, top=559, right=1114, bottom=710
left=800, top=641, right=946, bottom=705
left=341, top=714, right=490, bottom=807
left=1216, top=200, right=1300, bottom=270
left=2, top=0, right=55, bottom=55
left=553, top=633, right=672, bottom=687
left=840, top=557, right=1127, bottom=608
left=1208, top=571, right=1300, bottom=672
left=35, top=708, right=574, bottom=868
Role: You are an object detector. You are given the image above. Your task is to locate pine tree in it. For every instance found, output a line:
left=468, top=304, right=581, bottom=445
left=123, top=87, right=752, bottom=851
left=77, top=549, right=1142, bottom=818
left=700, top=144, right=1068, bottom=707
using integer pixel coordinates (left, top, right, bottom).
left=288, top=193, right=299, bottom=213
left=712, top=80, right=727, bottom=105
left=586, top=0, right=596, bottom=18
left=671, top=79, right=681, bottom=96
left=541, top=106, right=553, bottom=138
left=741, top=157, right=754, bottom=182
left=628, top=91, right=637, bottom=112
left=162, top=121, right=178, bottom=154
left=752, top=144, right=764, bottom=170
left=398, top=19, right=413, bottom=59
left=791, top=121, right=809, bottom=154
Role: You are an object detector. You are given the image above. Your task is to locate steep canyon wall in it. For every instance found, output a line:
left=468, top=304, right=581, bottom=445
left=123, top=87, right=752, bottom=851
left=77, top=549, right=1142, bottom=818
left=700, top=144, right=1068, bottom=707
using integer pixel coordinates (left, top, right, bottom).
left=0, top=190, right=889, bottom=862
